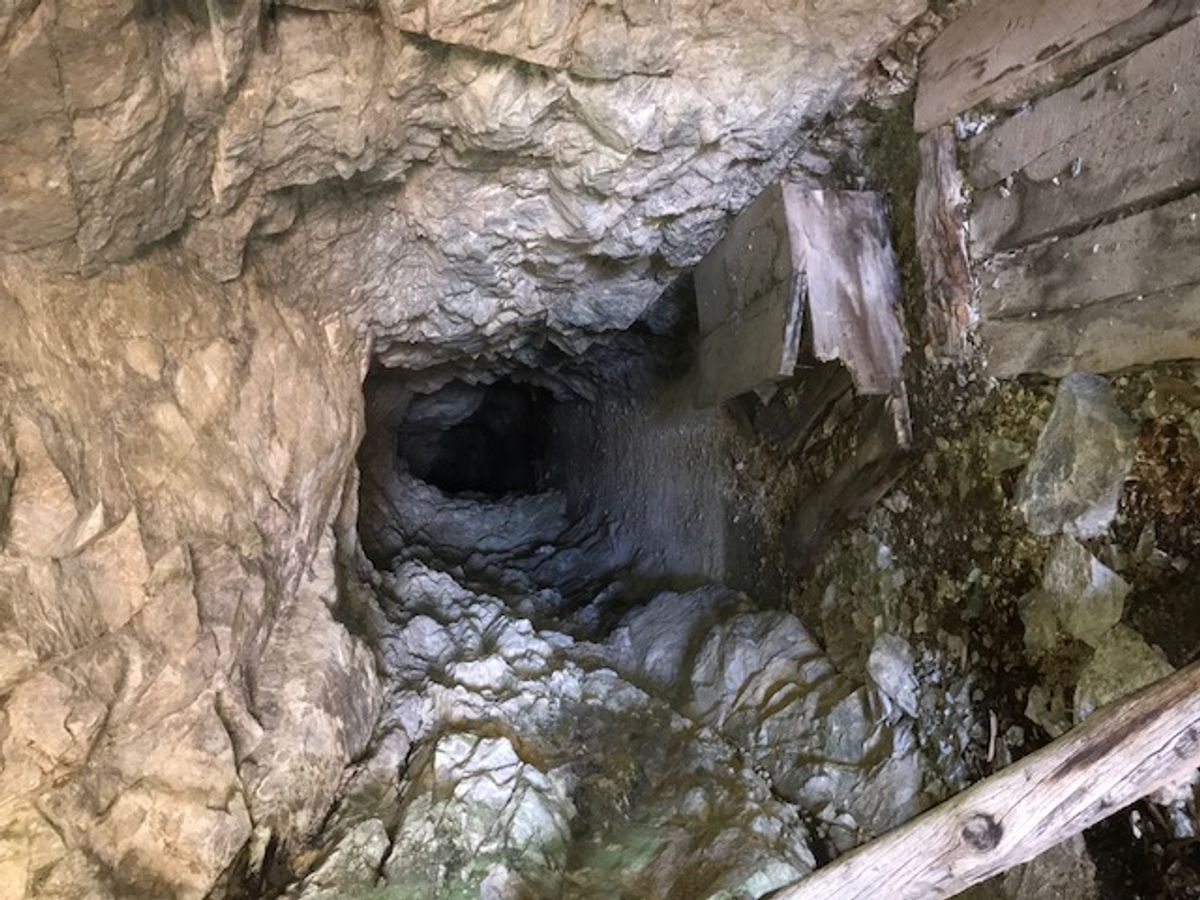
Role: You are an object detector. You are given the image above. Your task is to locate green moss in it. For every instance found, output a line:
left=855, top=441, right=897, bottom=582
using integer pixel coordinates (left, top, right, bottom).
left=856, top=93, right=925, bottom=342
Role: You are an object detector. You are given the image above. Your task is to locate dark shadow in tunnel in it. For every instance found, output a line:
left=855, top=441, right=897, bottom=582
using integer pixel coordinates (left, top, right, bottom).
left=398, top=379, right=553, bottom=497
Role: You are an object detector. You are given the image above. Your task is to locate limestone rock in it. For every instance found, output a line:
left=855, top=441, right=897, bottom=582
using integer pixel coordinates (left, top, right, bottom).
left=1074, top=625, right=1174, bottom=724
left=1020, top=536, right=1129, bottom=652
left=867, top=632, right=920, bottom=717
left=2, top=0, right=926, bottom=369
left=1016, top=374, right=1137, bottom=538
left=1000, top=834, right=1099, bottom=900
left=288, top=819, right=392, bottom=900
left=0, top=2, right=941, bottom=896
left=0, top=253, right=372, bottom=898
left=962, top=835, right=1099, bottom=900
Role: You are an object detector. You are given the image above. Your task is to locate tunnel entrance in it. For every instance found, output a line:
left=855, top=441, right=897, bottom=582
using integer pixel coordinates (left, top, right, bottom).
left=396, top=379, right=553, bottom=498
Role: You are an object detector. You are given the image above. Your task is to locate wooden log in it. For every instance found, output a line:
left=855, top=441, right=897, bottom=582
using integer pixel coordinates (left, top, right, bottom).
left=914, top=0, right=1154, bottom=133
left=771, top=659, right=1200, bottom=900
left=915, top=126, right=972, bottom=360
left=967, top=16, right=1200, bottom=255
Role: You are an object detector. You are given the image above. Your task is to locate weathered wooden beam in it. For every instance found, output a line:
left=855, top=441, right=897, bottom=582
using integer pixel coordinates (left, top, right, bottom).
left=967, top=16, right=1200, bottom=255
left=977, top=190, right=1200, bottom=377
left=694, top=185, right=907, bottom=431
left=695, top=181, right=805, bottom=407
left=914, top=126, right=972, bottom=360
left=978, top=0, right=1200, bottom=118
left=771, top=659, right=1200, bottom=900
left=788, top=191, right=906, bottom=400
left=914, top=0, right=1155, bottom=133
left=980, top=284, right=1200, bottom=379
left=979, top=190, right=1200, bottom=321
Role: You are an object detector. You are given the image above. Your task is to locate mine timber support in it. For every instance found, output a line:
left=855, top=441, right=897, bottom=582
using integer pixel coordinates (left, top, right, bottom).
left=772, top=660, right=1200, bottom=900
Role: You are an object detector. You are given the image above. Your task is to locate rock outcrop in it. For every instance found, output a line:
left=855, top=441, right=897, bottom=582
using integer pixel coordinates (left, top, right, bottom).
left=0, top=253, right=372, bottom=898
left=0, top=1, right=934, bottom=897
left=4, top=0, right=924, bottom=368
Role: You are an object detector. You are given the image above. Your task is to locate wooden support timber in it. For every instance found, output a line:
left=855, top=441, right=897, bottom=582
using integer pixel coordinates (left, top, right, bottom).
left=694, top=183, right=908, bottom=445
left=914, top=126, right=972, bottom=360
left=772, top=660, right=1200, bottom=900
left=914, top=0, right=1155, bottom=133
left=977, top=190, right=1200, bottom=377
left=967, top=15, right=1200, bottom=255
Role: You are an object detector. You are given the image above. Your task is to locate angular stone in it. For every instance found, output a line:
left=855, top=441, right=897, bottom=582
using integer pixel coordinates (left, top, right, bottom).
left=1074, top=625, right=1174, bottom=724
left=1016, top=373, right=1137, bottom=538
left=289, top=819, right=391, bottom=900
left=867, top=632, right=920, bottom=717
left=1024, top=536, right=1129, bottom=651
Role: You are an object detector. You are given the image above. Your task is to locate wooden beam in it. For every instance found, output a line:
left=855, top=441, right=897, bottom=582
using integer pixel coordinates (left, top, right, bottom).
left=979, top=284, right=1200, bottom=379
left=914, top=126, right=972, bottom=360
left=967, top=16, right=1200, bottom=255
left=977, top=0, right=1200, bottom=118
left=914, top=0, right=1154, bottom=133
left=978, top=191, right=1200, bottom=322
left=976, top=190, right=1200, bottom=378
left=770, top=660, right=1200, bottom=900
left=694, top=181, right=805, bottom=406
left=694, top=185, right=907, bottom=421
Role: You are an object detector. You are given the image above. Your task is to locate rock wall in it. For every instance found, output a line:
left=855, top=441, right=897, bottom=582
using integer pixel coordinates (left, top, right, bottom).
left=0, top=1, right=934, bottom=897
left=0, top=254, right=374, bottom=898
left=4, top=0, right=924, bottom=369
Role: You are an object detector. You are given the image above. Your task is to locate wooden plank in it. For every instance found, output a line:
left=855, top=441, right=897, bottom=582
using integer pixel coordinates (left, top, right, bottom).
left=696, top=284, right=802, bottom=407
left=914, top=0, right=1154, bottom=133
left=785, top=188, right=906, bottom=397
left=980, top=284, right=1200, bottom=379
left=694, top=180, right=805, bottom=405
left=981, top=0, right=1200, bottom=117
left=695, top=181, right=802, bottom=338
left=979, top=191, right=1200, bottom=321
left=967, top=17, right=1200, bottom=254
left=694, top=185, right=907, bottom=414
left=915, top=127, right=972, bottom=359
left=774, top=659, right=1200, bottom=900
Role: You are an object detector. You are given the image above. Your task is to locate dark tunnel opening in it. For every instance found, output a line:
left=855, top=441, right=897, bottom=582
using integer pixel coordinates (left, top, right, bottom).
left=395, top=379, right=554, bottom=498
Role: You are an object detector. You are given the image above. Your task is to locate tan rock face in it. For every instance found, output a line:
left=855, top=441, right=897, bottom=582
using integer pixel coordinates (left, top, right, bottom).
left=0, top=2, right=927, bottom=897
left=0, top=254, right=373, bottom=898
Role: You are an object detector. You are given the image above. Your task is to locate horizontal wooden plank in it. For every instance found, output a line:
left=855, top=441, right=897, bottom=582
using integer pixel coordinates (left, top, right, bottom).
left=978, top=191, right=1200, bottom=320
left=914, top=0, right=1154, bottom=133
left=967, top=16, right=1200, bottom=254
left=981, top=283, right=1200, bottom=378
left=776, top=659, right=1200, bottom=900
left=981, top=0, right=1200, bottom=116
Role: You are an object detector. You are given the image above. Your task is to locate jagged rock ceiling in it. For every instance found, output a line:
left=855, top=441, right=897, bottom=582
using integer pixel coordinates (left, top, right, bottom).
left=3, top=0, right=923, bottom=369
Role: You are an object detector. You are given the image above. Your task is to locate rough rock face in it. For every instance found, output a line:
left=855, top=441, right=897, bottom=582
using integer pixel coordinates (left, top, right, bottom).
left=0, top=2, right=934, bottom=897
left=1015, top=373, right=1137, bottom=539
left=0, top=253, right=372, bottom=898
left=4, top=0, right=923, bottom=370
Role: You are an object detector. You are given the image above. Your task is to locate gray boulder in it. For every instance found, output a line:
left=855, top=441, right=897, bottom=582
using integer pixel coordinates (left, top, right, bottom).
left=1016, top=374, right=1136, bottom=538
